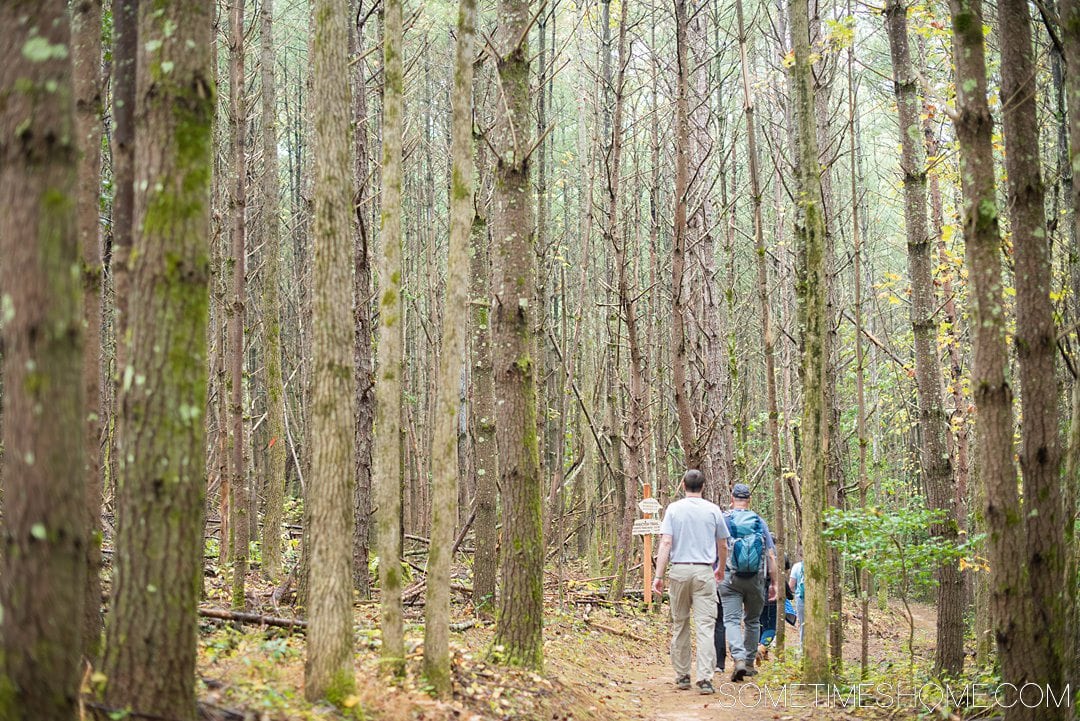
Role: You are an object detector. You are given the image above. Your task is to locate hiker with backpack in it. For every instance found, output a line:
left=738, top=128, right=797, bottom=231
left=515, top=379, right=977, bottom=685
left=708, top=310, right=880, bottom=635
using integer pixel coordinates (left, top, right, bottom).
left=719, top=482, right=777, bottom=681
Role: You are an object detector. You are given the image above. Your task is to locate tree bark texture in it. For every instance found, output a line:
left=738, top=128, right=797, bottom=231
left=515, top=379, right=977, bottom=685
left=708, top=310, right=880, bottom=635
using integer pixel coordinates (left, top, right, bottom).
left=0, top=1, right=86, bottom=714
left=470, top=167, right=498, bottom=614
left=949, top=0, right=1028, bottom=710
left=607, top=0, right=647, bottom=604
left=228, top=0, right=249, bottom=611
left=100, top=0, right=214, bottom=716
left=72, top=0, right=106, bottom=662
left=1061, top=0, right=1080, bottom=682
left=671, top=0, right=698, bottom=471
left=260, top=0, right=286, bottom=585
left=736, top=0, right=785, bottom=652
left=351, top=0, right=375, bottom=599
left=883, top=0, right=963, bottom=676
left=790, top=0, right=830, bottom=684
left=490, top=0, right=544, bottom=670
left=375, top=0, right=406, bottom=674
left=423, top=0, right=476, bottom=691
left=998, top=0, right=1068, bottom=707
left=304, top=0, right=358, bottom=701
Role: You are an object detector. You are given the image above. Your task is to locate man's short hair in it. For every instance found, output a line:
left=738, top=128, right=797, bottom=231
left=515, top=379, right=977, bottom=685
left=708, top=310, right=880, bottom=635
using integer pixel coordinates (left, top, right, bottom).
left=683, top=469, right=705, bottom=492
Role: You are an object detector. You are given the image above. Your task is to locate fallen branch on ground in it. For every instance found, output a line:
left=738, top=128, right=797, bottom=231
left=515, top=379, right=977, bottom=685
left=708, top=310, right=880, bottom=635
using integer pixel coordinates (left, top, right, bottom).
left=583, top=617, right=649, bottom=643
left=198, top=606, right=307, bottom=630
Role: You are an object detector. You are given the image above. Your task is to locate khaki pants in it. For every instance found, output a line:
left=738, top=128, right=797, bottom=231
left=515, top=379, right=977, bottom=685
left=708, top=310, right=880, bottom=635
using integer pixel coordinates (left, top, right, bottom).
left=668, top=564, right=718, bottom=682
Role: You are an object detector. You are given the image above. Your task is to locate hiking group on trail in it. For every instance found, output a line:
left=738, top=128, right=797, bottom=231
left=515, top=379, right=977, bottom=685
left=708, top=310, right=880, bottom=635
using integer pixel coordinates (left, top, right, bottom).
left=652, top=470, right=799, bottom=695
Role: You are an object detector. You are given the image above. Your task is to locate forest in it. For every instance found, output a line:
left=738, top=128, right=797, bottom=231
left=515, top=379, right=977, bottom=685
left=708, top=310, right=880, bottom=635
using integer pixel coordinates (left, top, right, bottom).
left=0, top=0, right=1078, bottom=717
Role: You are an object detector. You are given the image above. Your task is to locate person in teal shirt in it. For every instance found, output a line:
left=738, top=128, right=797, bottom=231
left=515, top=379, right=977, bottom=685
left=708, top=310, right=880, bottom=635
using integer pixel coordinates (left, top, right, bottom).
left=789, top=558, right=805, bottom=645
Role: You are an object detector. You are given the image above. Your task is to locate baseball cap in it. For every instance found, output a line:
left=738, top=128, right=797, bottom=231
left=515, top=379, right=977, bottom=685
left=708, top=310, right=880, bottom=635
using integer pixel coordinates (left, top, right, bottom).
left=732, top=483, right=751, bottom=499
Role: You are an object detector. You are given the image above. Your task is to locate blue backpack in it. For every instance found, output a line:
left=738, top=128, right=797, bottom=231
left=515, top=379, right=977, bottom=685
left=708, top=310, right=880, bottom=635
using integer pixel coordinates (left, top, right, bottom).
left=727, top=509, right=765, bottom=578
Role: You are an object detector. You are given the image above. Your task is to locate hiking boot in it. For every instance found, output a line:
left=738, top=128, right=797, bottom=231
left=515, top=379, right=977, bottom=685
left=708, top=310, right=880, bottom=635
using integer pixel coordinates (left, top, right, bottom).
left=731, top=660, right=748, bottom=682
left=744, top=665, right=759, bottom=677
left=697, top=680, right=716, bottom=695
left=676, top=675, right=691, bottom=690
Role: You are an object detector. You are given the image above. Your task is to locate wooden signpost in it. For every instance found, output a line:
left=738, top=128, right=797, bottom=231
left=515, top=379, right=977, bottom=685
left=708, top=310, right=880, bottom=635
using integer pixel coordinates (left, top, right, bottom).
left=633, top=484, right=663, bottom=606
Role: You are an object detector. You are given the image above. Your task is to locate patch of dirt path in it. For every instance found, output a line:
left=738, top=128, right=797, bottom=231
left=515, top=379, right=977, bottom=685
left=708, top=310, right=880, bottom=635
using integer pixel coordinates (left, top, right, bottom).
left=558, top=599, right=940, bottom=721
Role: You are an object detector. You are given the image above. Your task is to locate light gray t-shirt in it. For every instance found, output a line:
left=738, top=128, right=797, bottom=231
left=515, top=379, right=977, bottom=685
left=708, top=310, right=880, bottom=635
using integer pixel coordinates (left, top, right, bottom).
left=660, top=497, right=730, bottom=564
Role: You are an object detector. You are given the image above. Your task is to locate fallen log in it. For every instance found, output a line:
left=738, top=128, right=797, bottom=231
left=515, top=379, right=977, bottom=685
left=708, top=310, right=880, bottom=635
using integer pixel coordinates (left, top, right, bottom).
left=198, top=606, right=307, bottom=630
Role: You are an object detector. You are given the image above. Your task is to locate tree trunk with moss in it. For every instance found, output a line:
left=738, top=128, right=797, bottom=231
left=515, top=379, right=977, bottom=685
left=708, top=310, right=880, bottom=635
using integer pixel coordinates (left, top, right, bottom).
left=423, top=0, right=477, bottom=690
left=350, top=0, right=375, bottom=599
left=489, top=0, right=544, bottom=670
left=303, top=0, right=357, bottom=702
left=883, top=0, right=963, bottom=676
left=110, top=0, right=137, bottom=497
left=227, top=0, right=249, bottom=610
left=375, top=0, right=406, bottom=676
left=606, top=0, right=646, bottom=604
left=998, top=0, right=1067, bottom=705
left=260, top=0, right=286, bottom=584
left=948, top=0, right=1027, bottom=709
left=0, top=1, right=87, bottom=714
left=72, top=0, right=105, bottom=662
left=671, top=0, right=698, bottom=471
left=736, top=0, right=784, bottom=652
left=790, top=0, right=830, bottom=684
left=1061, top=0, right=1080, bottom=682
left=470, top=155, right=498, bottom=615
left=100, top=0, right=214, bottom=716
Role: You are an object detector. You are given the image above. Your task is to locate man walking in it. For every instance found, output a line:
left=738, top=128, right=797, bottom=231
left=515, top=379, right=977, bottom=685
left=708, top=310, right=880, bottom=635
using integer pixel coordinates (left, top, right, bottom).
left=652, top=470, right=729, bottom=694
left=720, top=482, right=777, bottom=681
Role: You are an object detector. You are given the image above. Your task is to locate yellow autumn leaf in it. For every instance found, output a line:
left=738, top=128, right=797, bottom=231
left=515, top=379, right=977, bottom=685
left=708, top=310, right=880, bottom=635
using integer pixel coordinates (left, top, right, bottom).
left=343, top=694, right=361, bottom=708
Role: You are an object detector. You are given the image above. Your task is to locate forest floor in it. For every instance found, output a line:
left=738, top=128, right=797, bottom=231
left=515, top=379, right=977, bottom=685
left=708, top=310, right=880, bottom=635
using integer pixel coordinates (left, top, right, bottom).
left=176, top=562, right=954, bottom=721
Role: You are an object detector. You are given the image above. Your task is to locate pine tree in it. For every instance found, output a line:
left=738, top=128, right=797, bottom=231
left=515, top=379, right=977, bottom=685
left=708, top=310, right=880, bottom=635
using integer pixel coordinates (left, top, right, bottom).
left=489, top=0, right=544, bottom=669
left=72, top=0, right=106, bottom=661
left=424, top=0, right=477, bottom=690
left=227, top=0, right=249, bottom=611
left=375, top=0, right=406, bottom=676
left=260, top=0, right=286, bottom=584
left=790, top=0, right=830, bottom=684
left=883, top=0, right=962, bottom=675
left=100, top=0, right=215, bottom=716
left=304, top=0, right=358, bottom=701
left=0, top=1, right=86, bottom=714
left=947, top=0, right=1025, bottom=708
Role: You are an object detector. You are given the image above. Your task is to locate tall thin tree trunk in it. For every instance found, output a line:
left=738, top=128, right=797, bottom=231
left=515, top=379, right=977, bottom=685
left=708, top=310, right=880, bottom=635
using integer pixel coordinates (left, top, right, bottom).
left=350, top=0, right=376, bottom=599
left=0, top=1, right=87, bottom=713
left=304, top=0, right=357, bottom=701
left=672, top=0, right=698, bottom=471
left=470, top=162, right=498, bottom=615
left=883, top=0, right=963, bottom=675
left=375, top=0, right=406, bottom=675
left=260, top=0, right=286, bottom=584
left=110, top=0, right=138, bottom=553
left=101, top=0, right=214, bottom=715
left=948, top=0, right=1026, bottom=708
left=847, top=18, right=870, bottom=678
left=490, top=0, right=544, bottom=669
left=423, top=0, right=476, bottom=691
left=1061, top=0, right=1080, bottom=681
left=228, top=0, right=249, bottom=610
left=607, top=0, right=647, bottom=603
left=736, top=0, right=784, bottom=653
left=998, top=0, right=1067, bottom=703
left=73, top=0, right=105, bottom=661
left=790, top=0, right=830, bottom=683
